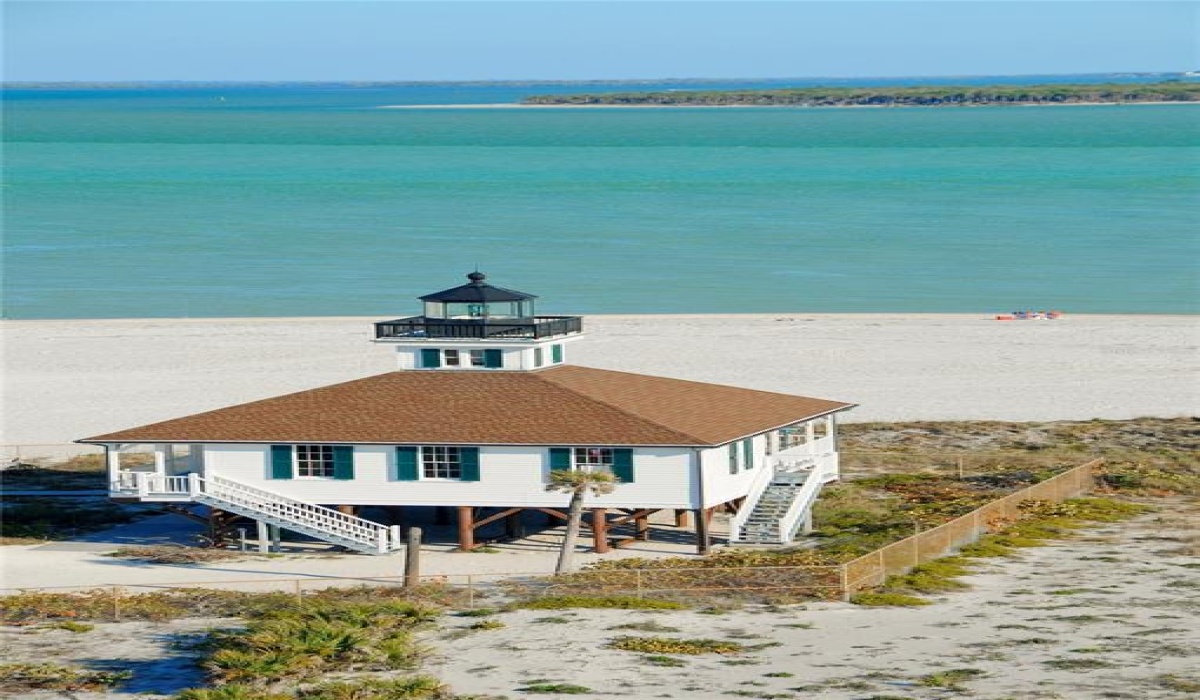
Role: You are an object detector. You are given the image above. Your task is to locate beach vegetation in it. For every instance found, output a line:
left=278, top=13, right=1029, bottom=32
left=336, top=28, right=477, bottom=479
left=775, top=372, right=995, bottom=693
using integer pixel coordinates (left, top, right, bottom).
left=607, top=635, right=745, bottom=655
left=174, top=599, right=440, bottom=697
left=916, top=668, right=987, bottom=689
left=46, top=620, right=95, bottom=633
left=608, top=620, right=681, bottom=632
left=1157, top=675, right=1200, bottom=693
left=108, top=544, right=253, bottom=564
left=518, top=682, right=593, bottom=694
left=0, top=452, right=126, bottom=491
left=0, top=584, right=462, bottom=624
left=0, top=662, right=132, bottom=693
left=1043, top=658, right=1117, bottom=671
left=641, top=654, right=687, bottom=666
left=848, top=592, right=931, bottom=607
left=466, top=619, right=505, bottom=630
left=453, top=607, right=499, bottom=617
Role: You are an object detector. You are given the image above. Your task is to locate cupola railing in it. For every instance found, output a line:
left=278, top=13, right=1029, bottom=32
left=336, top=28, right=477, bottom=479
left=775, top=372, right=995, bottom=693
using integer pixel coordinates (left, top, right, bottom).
left=374, top=315, right=583, bottom=340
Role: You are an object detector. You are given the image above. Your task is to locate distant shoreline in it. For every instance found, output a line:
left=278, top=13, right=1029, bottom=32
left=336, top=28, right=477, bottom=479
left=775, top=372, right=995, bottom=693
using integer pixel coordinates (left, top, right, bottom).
left=379, top=101, right=1200, bottom=109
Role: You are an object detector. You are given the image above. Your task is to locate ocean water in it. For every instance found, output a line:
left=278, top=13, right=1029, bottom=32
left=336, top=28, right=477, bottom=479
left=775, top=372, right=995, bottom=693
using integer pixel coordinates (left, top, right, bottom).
left=3, top=77, right=1198, bottom=318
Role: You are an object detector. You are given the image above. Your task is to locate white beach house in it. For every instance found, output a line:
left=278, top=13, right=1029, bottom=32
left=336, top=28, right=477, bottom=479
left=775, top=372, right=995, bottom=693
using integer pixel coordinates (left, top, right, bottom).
left=82, top=273, right=854, bottom=555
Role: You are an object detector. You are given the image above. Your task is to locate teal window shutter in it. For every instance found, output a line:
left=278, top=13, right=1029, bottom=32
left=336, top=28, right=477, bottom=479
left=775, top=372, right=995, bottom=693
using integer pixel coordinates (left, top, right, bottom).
left=460, top=447, right=480, bottom=482
left=534, top=347, right=544, bottom=367
left=396, top=446, right=419, bottom=481
left=549, top=448, right=572, bottom=472
left=270, top=445, right=294, bottom=480
left=728, top=444, right=739, bottom=474
left=551, top=344, right=563, bottom=363
left=483, top=349, right=503, bottom=368
left=332, top=445, right=354, bottom=480
left=612, top=448, right=634, bottom=483
left=742, top=439, right=754, bottom=470
left=420, top=349, right=441, bottom=368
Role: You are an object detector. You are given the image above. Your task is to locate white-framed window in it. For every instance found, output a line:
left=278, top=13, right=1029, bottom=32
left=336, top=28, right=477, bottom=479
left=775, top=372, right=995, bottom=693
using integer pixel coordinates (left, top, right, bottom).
left=444, top=349, right=462, bottom=366
left=421, top=446, right=463, bottom=479
left=296, top=444, right=335, bottom=478
left=534, top=347, right=544, bottom=367
left=777, top=426, right=807, bottom=451
left=468, top=350, right=487, bottom=367
left=727, top=439, right=754, bottom=473
left=573, top=447, right=614, bottom=474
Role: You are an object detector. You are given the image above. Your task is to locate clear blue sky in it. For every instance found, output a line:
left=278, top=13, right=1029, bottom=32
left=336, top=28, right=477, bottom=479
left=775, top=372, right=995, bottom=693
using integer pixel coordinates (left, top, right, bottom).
left=5, top=1, right=1196, bottom=82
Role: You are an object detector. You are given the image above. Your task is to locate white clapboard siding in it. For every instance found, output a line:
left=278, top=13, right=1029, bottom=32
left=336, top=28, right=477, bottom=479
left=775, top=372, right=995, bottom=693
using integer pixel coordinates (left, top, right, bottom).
left=200, top=444, right=696, bottom=509
left=697, top=434, right=767, bottom=508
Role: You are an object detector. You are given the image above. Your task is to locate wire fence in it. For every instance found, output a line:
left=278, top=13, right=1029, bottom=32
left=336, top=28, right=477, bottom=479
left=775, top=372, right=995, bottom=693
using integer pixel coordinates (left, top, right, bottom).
left=2, top=460, right=1100, bottom=611
left=841, top=459, right=1099, bottom=594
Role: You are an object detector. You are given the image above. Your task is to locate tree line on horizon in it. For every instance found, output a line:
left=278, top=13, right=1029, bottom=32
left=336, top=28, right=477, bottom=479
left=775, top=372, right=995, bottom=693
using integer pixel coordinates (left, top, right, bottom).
left=520, top=82, right=1200, bottom=106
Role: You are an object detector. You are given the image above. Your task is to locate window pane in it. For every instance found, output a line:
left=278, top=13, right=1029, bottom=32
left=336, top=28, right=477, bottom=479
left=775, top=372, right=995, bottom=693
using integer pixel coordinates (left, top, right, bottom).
left=421, top=446, right=463, bottom=479
left=296, top=444, right=334, bottom=478
left=572, top=447, right=614, bottom=473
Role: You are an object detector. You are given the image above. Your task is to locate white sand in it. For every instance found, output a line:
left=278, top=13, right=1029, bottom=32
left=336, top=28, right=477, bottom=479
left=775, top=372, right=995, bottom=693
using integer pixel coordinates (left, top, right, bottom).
left=6, top=504, right=1196, bottom=699
left=2, top=313, right=1197, bottom=458
left=2, top=314, right=1197, bottom=698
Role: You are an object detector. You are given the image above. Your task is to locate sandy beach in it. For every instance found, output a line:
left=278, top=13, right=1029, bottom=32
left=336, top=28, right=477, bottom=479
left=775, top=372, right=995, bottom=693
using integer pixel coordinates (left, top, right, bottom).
left=4, top=503, right=1195, bottom=699
left=2, top=313, right=1196, bottom=458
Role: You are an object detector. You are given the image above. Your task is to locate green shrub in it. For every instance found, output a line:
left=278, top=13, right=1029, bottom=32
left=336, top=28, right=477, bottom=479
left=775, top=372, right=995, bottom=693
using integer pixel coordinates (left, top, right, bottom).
left=849, top=592, right=930, bottom=607
left=607, top=635, right=744, bottom=655
left=0, top=663, right=131, bottom=693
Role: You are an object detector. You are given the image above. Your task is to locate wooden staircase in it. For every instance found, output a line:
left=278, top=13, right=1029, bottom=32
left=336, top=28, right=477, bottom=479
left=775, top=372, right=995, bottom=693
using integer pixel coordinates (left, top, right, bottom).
left=112, top=472, right=402, bottom=555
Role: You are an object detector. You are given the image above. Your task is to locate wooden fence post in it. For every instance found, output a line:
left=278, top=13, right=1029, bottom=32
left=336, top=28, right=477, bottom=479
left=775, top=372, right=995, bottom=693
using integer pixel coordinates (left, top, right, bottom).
left=404, top=527, right=422, bottom=588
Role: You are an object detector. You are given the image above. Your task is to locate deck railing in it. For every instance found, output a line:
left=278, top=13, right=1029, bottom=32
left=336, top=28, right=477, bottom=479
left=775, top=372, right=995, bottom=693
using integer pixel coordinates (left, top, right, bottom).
left=374, top=315, right=582, bottom=340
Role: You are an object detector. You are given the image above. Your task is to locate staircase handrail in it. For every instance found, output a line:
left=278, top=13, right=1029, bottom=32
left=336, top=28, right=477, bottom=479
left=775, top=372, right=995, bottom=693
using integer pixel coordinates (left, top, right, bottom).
left=194, top=474, right=392, bottom=548
left=774, top=459, right=834, bottom=544
left=729, top=458, right=783, bottom=542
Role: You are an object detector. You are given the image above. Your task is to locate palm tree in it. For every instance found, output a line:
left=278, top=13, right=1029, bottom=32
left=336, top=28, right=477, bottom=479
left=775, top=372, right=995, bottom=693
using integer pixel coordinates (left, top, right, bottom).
left=545, top=469, right=616, bottom=574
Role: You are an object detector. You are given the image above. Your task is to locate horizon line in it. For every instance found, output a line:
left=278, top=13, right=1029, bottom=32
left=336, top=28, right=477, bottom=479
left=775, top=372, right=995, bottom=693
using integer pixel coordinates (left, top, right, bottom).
left=4, top=70, right=1191, bottom=87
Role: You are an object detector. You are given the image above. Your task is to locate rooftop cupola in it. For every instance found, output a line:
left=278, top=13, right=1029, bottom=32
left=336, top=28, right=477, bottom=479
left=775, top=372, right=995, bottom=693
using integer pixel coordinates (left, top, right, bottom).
left=419, top=272, right=537, bottom=320
left=374, top=272, right=584, bottom=371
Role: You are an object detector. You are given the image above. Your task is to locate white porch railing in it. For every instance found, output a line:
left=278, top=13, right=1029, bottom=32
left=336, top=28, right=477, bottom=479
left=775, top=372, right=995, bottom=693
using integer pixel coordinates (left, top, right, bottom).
left=728, top=461, right=778, bottom=540
left=729, top=451, right=836, bottom=544
left=111, top=471, right=192, bottom=498
left=109, top=470, right=401, bottom=555
left=773, top=459, right=836, bottom=544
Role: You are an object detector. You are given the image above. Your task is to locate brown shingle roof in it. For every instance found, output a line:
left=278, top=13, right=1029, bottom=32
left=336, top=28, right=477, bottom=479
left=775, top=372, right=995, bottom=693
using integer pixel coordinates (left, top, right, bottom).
left=81, top=365, right=853, bottom=447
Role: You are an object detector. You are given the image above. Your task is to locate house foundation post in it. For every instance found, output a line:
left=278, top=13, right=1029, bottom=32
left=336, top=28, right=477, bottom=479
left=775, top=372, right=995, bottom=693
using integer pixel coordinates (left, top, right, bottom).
left=694, top=507, right=711, bottom=554
left=256, top=519, right=270, bottom=554
left=635, top=513, right=650, bottom=541
left=268, top=524, right=282, bottom=553
left=674, top=509, right=690, bottom=528
left=456, top=506, right=476, bottom=551
left=591, top=508, right=610, bottom=553
left=336, top=505, right=357, bottom=516
left=504, top=511, right=524, bottom=539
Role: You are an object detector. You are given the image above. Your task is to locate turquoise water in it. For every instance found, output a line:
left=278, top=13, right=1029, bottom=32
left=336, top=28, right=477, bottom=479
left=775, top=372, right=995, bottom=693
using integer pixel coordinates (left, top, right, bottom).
left=4, top=80, right=1198, bottom=318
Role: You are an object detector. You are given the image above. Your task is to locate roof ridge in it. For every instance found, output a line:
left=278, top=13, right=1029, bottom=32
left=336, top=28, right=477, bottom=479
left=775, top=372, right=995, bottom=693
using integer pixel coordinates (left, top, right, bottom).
left=534, top=366, right=714, bottom=445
